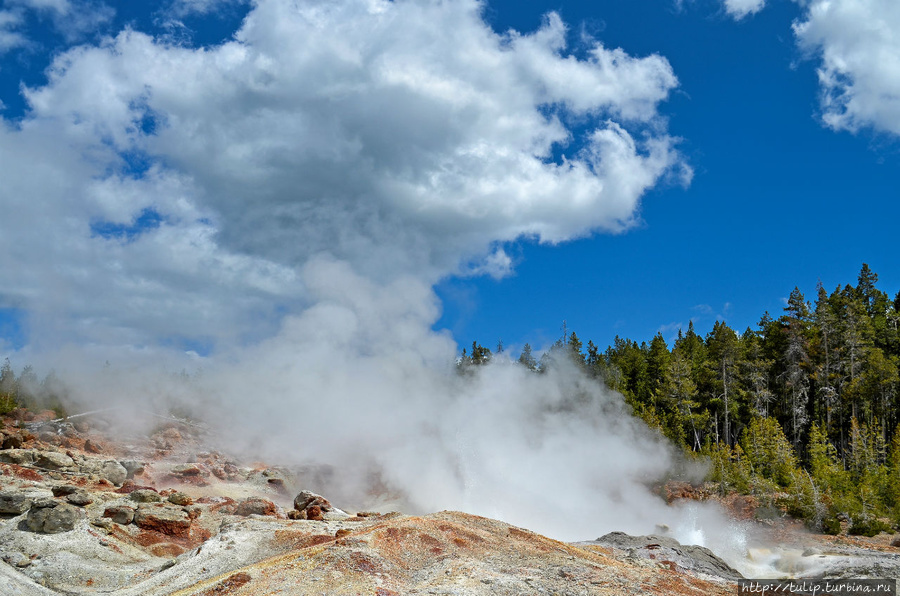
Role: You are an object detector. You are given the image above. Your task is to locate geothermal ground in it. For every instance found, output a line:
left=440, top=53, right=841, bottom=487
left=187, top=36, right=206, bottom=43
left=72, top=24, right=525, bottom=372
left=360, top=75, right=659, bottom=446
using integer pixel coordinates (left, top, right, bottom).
left=0, top=409, right=897, bottom=595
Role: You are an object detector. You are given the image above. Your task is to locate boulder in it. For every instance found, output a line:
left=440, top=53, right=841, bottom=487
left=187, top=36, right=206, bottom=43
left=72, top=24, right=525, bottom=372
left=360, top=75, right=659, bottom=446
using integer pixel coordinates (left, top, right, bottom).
left=0, top=449, right=35, bottom=465
left=120, top=459, right=145, bottom=479
left=79, top=459, right=128, bottom=486
left=134, top=504, right=192, bottom=537
left=66, top=491, right=93, bottom=506
left=25, top=499, right=82, bottom=533
left=129, top=489, right=162, bottom=503
left=293, top=490, right=331, bottom=512
left=234, top=497, right=278, bottom=517
left=33, top=450, right=76, bottom=470
left=51, top=484, right=79, bottom=497
left=0, top=491, right=34, bottom=514
left=2, top=431, right=25, bottom=449
left=167, top=492, right=193, bottom=506
left=170, top=463, right=209, bottom=477
left=103, top=505, right=135, bottom=525
left=83, top=439, right=103, bottom=453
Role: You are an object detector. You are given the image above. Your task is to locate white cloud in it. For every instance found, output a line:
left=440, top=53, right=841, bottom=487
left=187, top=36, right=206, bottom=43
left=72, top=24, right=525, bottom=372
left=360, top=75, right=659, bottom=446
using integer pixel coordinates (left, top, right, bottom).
left=794, top=0, right=900, bottom=136
left=0, top=9, right=27, bottom=53
left=2, top=0, right=113, bottom=44
left=166, top=0, right=248, bottom=18
left=722, top=0, right=766, bottom=20
left=3, top=0, right=685, bottom=348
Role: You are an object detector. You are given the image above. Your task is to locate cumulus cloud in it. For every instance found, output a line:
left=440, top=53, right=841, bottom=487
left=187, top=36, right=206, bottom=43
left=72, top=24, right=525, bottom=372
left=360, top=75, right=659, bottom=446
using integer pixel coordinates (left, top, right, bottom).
left=722, top=0, right=766, bottom=19
left=794, top=0, right=900, bottom=136
left=3, top=0, right=686, bottom=349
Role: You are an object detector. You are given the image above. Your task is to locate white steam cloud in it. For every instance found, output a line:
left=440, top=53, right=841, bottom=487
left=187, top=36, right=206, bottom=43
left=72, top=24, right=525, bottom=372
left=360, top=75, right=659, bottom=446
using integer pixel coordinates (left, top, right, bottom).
left=0, top=0, right=753, bottom=560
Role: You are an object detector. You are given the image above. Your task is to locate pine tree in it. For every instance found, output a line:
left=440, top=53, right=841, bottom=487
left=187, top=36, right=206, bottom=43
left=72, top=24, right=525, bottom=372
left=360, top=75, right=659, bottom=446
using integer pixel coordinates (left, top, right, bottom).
left=518, top=343, right=537, bottom=371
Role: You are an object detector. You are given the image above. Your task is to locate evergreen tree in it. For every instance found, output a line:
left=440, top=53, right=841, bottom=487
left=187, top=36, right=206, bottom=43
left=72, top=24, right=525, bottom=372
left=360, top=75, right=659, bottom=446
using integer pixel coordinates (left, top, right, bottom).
left=518, top=343, right=537, bottom=371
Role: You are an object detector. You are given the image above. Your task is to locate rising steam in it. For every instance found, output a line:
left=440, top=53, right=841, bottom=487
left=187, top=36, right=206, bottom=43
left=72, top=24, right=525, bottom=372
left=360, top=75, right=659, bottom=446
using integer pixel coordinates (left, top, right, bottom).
left=0, top=0, right=758, bottom=572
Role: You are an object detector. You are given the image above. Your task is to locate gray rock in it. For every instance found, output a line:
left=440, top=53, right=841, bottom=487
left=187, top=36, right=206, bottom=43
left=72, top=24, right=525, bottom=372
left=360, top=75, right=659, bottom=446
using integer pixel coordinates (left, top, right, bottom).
left=79, top=459, right=128, bottom=486
left=128, top=489, right=162, bottom=503
left=120, top=460, right=145, bottom=479
left=33, top=451, right=75, bottom=471
left=0, top=449, right=35, bottom=465
left=0, top=491, right=35, bottom=514
left=51, top=485, right=79, bottom=497
left=103, top=505, right=135, bottom=525
left=583, top=532, right=744, bottom=581
left=25, top=501, right=82, bottom=533
left=66, top=491, right=93, bottom=507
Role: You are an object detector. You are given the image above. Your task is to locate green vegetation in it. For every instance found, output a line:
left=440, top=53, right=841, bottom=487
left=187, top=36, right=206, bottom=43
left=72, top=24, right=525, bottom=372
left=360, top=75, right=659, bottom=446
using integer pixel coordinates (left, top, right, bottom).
left=0, top=358, right=69, bottom=418
left=463, top=263, right=900, bottom=533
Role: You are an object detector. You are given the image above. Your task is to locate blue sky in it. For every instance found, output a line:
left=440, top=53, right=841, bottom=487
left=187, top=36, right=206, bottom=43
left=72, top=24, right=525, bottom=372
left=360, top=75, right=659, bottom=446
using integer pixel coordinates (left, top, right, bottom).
left=0, top=0, right=898, bottom=365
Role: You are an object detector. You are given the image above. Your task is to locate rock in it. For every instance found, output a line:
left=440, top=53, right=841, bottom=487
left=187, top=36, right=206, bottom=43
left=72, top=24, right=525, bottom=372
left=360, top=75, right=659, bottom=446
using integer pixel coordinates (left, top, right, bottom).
left=168, top=492, right=193, bottom=506
left=306, top=505, right=324, bottom=521
left=0, top=448, right=35, bottom=465
left=2, top=431, right=24, bottom=449
left=170, top=463, right=209, bottom=477
left=33, top=450, right=76, bottom=470
left=134, top=504, right=192, bottom=537
left=234, top=497, right=278, bottom=517
left=103, top=505, right=135, bottom=525
left=26, top=500, right=82, bottom=533
left=120, top=460, right=145, bottom=479
left=0, top=491, right=34, bottom=514
left=66, top=491, right=93, bottom=506
left=287, top=509, right=306, bottom=520
left=129, top=489, right=162, bottom=503
left=586, top=532, right=744, bottom=581
left=51, top=485, right=79, bottom=497
left=891, top=536, right=900, bottom=548
left=116, top=480, right=157, bottom=494
left=2, top=552, right=32, bottom=568
left=293, top=490, right=331, bottom=512
left=151, top=427, right=183, bottom=450
left=84, top=439, right=102, bottom=453
left=79, top=459, right=128, bottom=486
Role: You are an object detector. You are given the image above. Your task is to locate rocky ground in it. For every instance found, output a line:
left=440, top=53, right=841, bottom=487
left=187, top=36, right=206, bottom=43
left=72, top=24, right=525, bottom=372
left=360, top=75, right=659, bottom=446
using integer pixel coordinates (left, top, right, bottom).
left=0, top=409, right=896, bottom=595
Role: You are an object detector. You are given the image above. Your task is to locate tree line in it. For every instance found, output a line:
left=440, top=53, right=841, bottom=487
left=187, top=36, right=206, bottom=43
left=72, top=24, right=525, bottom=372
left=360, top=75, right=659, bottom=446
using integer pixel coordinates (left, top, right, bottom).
left=460, top=263, right=900, bottom=534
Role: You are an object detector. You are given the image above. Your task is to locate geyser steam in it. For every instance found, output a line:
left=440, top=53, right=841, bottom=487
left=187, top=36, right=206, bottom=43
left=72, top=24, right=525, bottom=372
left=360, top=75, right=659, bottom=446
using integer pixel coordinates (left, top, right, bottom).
left=0, top=0, right=754, bottom=570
